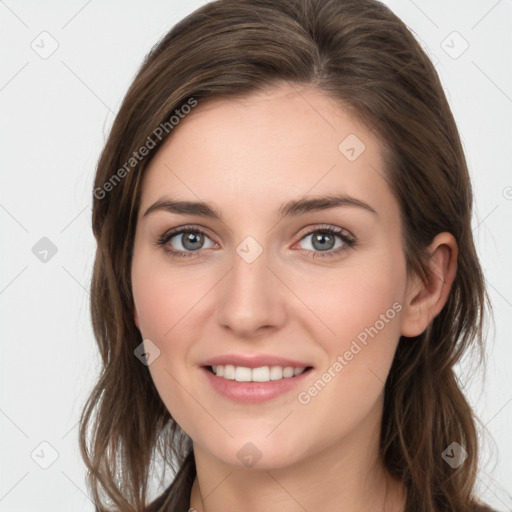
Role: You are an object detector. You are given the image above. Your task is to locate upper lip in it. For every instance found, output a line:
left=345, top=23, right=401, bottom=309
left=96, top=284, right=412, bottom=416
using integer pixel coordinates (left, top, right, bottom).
left=201, top=354, right=313, bottom=369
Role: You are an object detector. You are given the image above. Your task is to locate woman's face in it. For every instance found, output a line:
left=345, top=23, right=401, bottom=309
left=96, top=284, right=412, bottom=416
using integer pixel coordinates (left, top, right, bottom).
left=131, top=83, right=413, bottom=469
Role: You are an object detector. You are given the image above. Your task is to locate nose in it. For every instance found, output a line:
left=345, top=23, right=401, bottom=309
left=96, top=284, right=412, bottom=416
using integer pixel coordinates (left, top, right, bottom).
left=216, top=246, right=286, bottom=338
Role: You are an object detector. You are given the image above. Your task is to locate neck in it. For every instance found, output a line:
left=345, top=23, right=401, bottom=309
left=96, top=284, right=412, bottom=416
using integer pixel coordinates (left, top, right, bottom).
left=188, top=406, right=406, bottom=512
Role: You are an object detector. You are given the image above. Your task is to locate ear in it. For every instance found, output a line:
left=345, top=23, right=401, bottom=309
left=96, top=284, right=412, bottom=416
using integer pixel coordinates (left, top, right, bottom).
left=400, top=232, right=458, bottom=338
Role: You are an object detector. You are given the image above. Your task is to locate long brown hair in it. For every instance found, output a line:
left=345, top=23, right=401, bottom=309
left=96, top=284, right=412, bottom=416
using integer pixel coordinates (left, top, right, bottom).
left=79, top=0, right=493, bottom=510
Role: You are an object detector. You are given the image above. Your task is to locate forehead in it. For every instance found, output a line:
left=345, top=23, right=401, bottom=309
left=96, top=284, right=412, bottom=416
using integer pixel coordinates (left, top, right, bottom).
left=139, top=84, right=397, bottom=223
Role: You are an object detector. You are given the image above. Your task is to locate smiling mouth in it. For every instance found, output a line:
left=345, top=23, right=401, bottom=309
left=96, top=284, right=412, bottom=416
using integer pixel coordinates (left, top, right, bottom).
left=205, top=364, right=314, bottom=382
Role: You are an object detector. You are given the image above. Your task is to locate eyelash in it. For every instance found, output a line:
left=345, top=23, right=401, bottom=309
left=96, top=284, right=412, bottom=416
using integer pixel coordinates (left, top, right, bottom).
left=155, top=224, right=356, bottom=259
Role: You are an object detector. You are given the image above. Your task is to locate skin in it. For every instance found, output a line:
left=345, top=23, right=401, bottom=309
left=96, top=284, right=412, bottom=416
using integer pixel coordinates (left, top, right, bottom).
left=131, top=83, right=457, bottom=512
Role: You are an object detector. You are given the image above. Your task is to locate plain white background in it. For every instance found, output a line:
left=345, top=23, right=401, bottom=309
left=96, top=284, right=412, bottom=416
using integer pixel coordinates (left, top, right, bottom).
left=1, top=0, right=511, bottom=510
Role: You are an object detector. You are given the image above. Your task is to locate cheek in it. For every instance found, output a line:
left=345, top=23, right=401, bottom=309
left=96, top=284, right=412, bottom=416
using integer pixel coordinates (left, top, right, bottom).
left=132, top=280, right=175, bottom=339
left=131, top=258, right=204, bottom=428
left=131, top=256, right=213, bottom=410
left=293, top=251, right=406, bottom=409
left=289, top=267, right=404, bottom=443
left=299, top=257, right=405, bottom=347
left=132, top=254, right=203, bottom=339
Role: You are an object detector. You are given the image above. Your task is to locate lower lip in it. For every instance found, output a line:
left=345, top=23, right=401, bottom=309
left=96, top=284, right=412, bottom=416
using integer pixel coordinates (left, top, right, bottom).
left=201, top=366, right=313, bottom=404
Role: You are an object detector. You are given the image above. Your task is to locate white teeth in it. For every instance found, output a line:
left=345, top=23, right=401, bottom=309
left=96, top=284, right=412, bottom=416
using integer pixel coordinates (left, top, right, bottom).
left=282, top=367, right=294, bottom=378
left=251, top=366, right=270, bottom=382
left=269, top=366, right=283, bottom=380
left=210, top=364, right=307, bottom=382
left=234, top=366, right=252, bottom=382
left=223, top=364, right=235, bottom=380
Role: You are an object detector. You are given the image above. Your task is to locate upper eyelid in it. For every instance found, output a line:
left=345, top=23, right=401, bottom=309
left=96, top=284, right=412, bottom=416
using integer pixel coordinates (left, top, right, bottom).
left=298, top=224, right=353, bottom=238
left=162, top=224, right=216, bottom=242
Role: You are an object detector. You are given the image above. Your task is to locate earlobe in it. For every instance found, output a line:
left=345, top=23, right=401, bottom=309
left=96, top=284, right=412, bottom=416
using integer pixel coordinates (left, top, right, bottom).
left=400, top=232, right=458, bottom=338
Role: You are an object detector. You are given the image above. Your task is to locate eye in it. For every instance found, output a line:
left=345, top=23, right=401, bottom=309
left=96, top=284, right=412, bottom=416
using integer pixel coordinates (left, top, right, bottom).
left=295, top=225, right=356, bottom=258
left=156, top=225, right=217, bottom=258
left=156, top=224, right=356, bottom=259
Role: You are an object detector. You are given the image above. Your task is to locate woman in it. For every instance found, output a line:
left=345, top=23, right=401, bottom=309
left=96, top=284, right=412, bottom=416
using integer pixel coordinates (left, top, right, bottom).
left=79, top=0, right=496, bottom=510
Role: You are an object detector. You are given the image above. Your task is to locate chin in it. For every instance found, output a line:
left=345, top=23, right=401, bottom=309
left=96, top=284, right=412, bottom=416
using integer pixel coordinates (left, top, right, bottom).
left=198, top=433, right=306, bottom=471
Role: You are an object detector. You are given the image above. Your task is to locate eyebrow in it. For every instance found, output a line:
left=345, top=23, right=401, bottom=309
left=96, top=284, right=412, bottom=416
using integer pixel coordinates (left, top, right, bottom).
left=142, top=194, right=378, bottom=221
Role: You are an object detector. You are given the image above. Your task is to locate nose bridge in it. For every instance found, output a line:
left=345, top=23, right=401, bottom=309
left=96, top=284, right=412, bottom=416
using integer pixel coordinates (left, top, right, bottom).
left=216, top=239, right=285, bottom=335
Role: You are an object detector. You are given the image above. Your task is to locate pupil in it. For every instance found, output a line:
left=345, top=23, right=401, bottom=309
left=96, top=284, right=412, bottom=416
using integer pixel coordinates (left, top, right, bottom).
left=313, top=232, right=334, bottom=251
left=183, top=232, right=203, bottom=251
